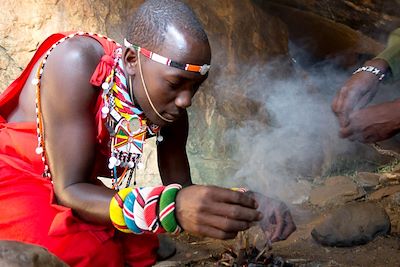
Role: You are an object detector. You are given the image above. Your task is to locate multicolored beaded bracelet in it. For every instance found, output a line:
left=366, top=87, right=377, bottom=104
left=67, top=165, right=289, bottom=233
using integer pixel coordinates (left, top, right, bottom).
left=159, top=184, right=183, bottom=234
left=144, top=186, right=166, bottom=234
left=109, top=184, right=183, bottom=235
left=109, top=188, right=134, bottom=233
left=123, top=189, right=144, bottom=234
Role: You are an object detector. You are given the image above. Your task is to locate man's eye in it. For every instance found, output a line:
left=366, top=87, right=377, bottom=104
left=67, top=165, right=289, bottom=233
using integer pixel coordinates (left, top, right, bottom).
left=167, top=81, right=180, bottom=89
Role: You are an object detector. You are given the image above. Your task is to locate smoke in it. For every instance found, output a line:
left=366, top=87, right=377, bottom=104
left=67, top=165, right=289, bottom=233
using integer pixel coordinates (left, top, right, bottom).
left=217, top=44, right=378, bottom=203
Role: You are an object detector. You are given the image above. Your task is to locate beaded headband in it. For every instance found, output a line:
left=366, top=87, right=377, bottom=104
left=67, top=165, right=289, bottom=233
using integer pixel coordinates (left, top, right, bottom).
left=124, top=38, right=210, bottom=75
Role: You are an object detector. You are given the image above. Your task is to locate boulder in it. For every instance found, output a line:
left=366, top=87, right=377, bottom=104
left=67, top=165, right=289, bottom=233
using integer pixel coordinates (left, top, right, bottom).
left=311, top=202, right=391, bottom=247
left=0, top=240, right=67, bottom=267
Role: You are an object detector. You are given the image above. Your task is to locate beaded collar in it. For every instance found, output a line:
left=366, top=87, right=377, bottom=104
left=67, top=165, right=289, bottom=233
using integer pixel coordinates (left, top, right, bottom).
left=100, top=49, right=161, bottom=189
left=34, top=32, right=161, bottom=189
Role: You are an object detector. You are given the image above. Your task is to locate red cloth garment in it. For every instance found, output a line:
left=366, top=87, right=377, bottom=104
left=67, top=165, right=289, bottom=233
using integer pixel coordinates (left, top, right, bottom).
left=0, top=32, right=158, bottom=267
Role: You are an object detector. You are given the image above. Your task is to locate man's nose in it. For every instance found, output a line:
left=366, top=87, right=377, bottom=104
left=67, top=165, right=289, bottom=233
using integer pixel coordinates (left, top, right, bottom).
left=175, top=90, right=192, bottom=109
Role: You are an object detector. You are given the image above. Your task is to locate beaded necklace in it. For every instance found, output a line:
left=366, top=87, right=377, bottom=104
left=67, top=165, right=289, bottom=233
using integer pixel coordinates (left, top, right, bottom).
left=34, top=32, right=160, bottom=190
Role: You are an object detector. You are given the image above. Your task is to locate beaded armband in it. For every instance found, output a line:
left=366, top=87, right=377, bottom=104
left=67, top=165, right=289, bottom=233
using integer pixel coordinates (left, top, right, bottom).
left=353, top=65, right=386, bottom=81
left=109, top=184, right=183, bottom=234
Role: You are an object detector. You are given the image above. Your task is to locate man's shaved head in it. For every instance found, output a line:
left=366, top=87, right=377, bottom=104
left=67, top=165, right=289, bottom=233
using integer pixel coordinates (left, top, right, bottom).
left=126, top=0, right=208, bottom=51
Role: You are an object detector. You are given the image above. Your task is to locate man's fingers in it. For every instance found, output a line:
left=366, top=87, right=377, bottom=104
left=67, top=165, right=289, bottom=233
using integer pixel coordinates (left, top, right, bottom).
left=332, top=97, right=351, bottom=128
left=212, top=187, right=258, bottom=209
left=337, top=113, right=350, bottom=128
left=195, top=224, right=237, bottom=240
left=202, top=213, right=252, bottom=233
left=279, top=213, right=296, bottom=240
left=208, top=202, right=262, bottom=222
left=339, top=125, right=353, bottom=138
left=270, top=209, right=285, bottom=242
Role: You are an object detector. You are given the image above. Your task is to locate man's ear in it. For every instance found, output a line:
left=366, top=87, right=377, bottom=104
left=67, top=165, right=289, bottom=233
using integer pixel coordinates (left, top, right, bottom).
left=124, top=48, right=138, bottom=76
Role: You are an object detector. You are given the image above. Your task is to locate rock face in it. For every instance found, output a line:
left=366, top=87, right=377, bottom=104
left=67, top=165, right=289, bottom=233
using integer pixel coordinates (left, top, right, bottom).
left=255, top=1, right=386, bottom=68
left=0, top=241, right=67, bottom=267
left=1, top=0, right=399, bottom=185
left=0, top=0, right=289, bottom=185
left=311, top=202, right=391, bottom=247
left=309, top=176, right=365, bottom=207
left=263, top=0, right=400, bottom=42
left=353, top=172, right=380, bottom=191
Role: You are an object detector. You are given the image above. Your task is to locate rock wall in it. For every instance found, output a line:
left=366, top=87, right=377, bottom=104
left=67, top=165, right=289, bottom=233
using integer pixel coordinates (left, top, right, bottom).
left=263, top=0, right=400, bottom=42
left=1, top=0, right=399, bottom=186
left=0, top=0, right=289, bottom=185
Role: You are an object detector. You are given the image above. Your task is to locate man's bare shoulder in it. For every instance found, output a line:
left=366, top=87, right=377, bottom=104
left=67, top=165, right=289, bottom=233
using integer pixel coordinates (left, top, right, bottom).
left=45, top=35, right=104, bottom=80
left=41, top=36, right=105, bottom=116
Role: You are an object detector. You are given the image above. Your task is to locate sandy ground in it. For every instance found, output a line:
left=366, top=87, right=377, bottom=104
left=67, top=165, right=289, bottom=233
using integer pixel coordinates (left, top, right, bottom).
left=155, top=203, right=400, bottom=267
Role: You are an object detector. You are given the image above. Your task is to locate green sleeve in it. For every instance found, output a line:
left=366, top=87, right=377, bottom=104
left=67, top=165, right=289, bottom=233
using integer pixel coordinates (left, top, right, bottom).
left=375, top=28, right=400, bottom=82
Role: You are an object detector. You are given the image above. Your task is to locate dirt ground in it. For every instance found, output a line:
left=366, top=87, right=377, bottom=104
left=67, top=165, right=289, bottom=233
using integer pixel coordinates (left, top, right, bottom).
left=155, top=202, right=400, bottom=267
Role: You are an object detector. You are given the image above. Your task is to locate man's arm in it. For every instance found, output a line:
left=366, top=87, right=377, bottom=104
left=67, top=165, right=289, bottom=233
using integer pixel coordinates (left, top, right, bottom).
left=157, top=111, right=192, bottom=186
left=156, top=112, right=296, bottom=240
left=41, top=36, right=116, bottom=225
left=376, top=28, right=400, bottom=82
left=332, top=27, right=400, bottom=138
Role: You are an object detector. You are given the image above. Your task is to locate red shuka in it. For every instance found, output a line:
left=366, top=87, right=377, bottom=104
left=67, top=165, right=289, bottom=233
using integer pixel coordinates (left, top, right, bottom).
left=0, top=32, right=158, bottom=267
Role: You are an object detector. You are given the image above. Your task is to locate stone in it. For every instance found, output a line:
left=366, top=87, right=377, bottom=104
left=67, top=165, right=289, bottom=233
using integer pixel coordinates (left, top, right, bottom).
left=255, top=1, right=385, bottom=67
left=284, top=179, right=312, bottom=205
left=309, top=176, right=364, bottom=207
left=378, top=173, right=400, bottom=186
left=262, top=0, right=400, bottom=41
left=0, top=240, right=67, bottom=267
left=311, top=202, right=391, bottom=247
left=353, top=172, right=380, bottom=190
left=369, top=185, right=400, bottom=201
left=390, top=192, right=400, bottom=205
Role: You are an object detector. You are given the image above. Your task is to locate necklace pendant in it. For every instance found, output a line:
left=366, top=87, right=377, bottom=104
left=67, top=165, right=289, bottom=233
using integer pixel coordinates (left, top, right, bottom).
left=128, top=116, right=142, bottom=134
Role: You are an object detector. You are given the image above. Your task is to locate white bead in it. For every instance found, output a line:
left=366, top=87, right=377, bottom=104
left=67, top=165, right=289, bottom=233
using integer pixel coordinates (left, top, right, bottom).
left=157, top=135, right=164, bottom=142
left=101, top=82, right=109, bottom=90
left=128, top=161, right=134, bottom=168
left=31, top=78, right=39, bottom=85
left=116, top=160, right=121, bottom=166
left=35, top=147, right=43, bottom=154
left=108, top=162, right=114, bottom=169
left=109, top=156, right=117, bottom=165
left=101, top=106, right=110, bottom=115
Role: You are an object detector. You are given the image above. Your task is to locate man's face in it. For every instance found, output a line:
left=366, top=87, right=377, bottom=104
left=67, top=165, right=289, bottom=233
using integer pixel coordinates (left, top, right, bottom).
left=132, top=25, right=211, bottom=126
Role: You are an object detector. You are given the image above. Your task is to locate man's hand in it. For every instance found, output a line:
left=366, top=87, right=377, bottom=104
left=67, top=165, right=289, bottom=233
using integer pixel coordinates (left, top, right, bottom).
left=339, top=100, right=400, bottom=143
left=175, top=185, right=263, bottom=239
left=331, top=59, right=389, bottom=129
left=251, top=192, right=296, bottom=242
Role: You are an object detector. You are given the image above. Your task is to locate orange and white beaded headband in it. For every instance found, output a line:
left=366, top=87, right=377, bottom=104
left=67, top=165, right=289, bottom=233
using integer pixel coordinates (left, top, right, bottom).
left=124, top=38, right=210, bottom=75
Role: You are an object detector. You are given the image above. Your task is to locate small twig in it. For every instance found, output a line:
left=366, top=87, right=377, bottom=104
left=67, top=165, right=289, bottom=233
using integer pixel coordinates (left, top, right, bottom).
left=254, top=246, right=267, bottom=262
